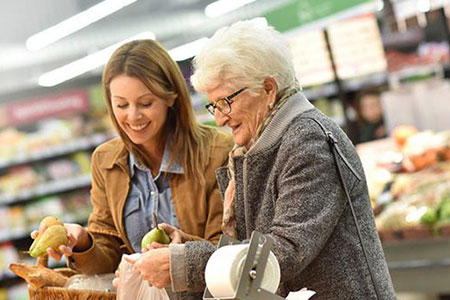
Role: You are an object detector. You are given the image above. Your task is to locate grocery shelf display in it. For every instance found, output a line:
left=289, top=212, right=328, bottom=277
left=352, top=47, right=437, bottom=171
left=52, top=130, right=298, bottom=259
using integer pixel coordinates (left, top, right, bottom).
left=0, top=0, right=449, bottom=298
left=357, top=128, right=450, bottom=293
left=0, top=85, right=113, bottom=298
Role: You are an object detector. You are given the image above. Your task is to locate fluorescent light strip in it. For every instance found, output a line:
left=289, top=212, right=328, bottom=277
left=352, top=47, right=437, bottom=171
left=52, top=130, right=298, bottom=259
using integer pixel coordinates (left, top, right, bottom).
left=205, top=0, right=257, bottom=18
left=169, top=38, right=209, bottom=61
left=26, top=0, right=138, bottom=51
left=38, top=32, right=155, bottom=87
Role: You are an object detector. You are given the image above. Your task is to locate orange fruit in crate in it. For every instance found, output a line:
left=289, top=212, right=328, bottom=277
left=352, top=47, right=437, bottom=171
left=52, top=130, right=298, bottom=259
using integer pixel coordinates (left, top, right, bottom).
left=392, top=125, right=418, bottom=148
left=409, top=149, right=438, bottom=170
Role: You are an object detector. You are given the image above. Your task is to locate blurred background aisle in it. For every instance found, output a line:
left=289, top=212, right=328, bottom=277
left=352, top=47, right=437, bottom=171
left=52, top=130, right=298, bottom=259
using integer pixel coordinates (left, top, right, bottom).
left=0, top=0, right=449, bottom=299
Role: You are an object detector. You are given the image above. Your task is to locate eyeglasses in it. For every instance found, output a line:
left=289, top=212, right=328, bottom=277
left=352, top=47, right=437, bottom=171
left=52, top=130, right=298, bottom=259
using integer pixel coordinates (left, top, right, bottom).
left=205, top=87, right=247, bottom=116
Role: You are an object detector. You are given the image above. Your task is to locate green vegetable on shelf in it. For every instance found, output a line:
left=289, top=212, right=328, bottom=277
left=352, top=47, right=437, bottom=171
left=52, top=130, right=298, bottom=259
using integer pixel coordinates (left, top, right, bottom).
left=438, top=200, right=450, bottom=221
left=420, top=207, right=438, bottom=225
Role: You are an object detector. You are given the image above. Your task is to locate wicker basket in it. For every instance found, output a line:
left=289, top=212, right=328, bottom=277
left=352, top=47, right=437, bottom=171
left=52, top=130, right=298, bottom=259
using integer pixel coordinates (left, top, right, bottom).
left=27, top=257, right=116, bottom=300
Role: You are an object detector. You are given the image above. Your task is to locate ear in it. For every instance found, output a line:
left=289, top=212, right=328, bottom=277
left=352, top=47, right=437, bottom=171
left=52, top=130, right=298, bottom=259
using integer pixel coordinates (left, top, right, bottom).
left=263, top=77, right=277, bottom=101
left=167, top=96, right=176, bottom=108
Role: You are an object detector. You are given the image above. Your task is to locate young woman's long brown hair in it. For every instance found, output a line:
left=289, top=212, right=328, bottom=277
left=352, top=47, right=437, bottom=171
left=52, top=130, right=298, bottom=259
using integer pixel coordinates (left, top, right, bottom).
left=102, top=39, right=213, bottom=184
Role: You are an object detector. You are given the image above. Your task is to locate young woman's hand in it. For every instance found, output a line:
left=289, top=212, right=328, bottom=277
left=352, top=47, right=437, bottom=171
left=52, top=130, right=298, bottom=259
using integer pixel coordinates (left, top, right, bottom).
left=142, top=223, right=192, bottom=252
left=30, top=223, right=92, bottom=261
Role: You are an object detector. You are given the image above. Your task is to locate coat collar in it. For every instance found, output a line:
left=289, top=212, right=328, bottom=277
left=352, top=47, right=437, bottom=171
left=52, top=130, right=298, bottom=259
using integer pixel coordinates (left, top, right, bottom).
left=248, top=91, right=314, bottom=155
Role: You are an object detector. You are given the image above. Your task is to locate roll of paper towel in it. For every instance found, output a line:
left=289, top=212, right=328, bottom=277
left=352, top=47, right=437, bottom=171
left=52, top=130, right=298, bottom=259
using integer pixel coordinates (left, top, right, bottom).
left=205, top=244, right=281, bottom=298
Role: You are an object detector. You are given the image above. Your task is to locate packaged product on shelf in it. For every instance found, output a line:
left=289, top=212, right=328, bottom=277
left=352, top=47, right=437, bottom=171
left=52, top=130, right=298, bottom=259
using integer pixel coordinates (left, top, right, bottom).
left=0, top=128, right=26, bottom=162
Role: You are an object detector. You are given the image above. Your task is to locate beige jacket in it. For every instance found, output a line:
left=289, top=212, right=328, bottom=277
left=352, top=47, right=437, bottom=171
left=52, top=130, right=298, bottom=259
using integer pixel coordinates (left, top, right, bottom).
left=69, top=128, right=233, bottom=274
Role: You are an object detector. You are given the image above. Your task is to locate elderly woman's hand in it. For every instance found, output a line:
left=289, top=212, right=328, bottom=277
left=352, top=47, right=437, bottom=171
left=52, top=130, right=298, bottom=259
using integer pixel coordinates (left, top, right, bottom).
left=125, top=245, right=171, bottom=289
left=112, top=270, right=120, bottom=289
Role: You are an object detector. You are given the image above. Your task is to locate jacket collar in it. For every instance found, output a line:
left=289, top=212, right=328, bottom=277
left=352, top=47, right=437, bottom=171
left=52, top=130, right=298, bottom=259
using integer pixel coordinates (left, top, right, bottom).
left=129, top=144, right=184, bottom=177
left=248, top=91, right=314, bottom=155
left=100, top=138, right=129, bottom=171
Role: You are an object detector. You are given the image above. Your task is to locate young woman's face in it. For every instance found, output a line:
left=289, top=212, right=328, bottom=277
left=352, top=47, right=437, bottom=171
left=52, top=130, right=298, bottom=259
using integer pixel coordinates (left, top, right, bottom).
left=110, top=75, right=173, bottom=149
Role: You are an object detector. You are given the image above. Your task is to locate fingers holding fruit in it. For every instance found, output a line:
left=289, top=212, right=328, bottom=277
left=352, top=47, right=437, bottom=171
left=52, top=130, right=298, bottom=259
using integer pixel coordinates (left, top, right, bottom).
left=141, top=213, right=171, bottom=250
left=112, top=270, right=120, bottom=289
left=157, top=223, right=184, bottom=244
left=29, top=217, right=91, bottom=260
left=29, top=223, right=68, bottom=258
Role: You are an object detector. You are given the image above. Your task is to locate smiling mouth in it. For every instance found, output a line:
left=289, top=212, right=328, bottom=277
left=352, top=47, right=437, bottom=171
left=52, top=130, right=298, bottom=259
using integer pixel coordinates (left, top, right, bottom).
left=128, top=122, right=149, bottom=131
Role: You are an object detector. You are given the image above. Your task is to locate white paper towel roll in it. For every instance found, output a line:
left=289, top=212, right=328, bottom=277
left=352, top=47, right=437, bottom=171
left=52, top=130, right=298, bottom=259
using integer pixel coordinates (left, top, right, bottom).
left=205, top=244, right=281, bottom=298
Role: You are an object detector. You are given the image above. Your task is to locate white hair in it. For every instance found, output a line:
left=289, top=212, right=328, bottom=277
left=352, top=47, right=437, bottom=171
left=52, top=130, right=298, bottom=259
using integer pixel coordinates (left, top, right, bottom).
left=191, top=19, right=299, bottom=97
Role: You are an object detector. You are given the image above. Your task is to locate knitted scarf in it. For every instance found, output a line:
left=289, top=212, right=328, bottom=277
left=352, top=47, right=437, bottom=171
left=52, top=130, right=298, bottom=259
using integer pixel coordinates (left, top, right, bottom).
left=222, top=88, right=298, bottom=237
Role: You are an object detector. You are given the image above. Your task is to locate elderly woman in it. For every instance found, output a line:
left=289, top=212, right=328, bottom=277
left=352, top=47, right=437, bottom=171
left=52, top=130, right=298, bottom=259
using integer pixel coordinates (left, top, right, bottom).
left=133, top=20, right=396, bottom=299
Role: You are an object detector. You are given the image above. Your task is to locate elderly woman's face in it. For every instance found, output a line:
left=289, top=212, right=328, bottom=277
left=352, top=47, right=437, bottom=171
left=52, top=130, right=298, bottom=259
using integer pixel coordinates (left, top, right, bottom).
left=206, top=84, right=271, bottom=146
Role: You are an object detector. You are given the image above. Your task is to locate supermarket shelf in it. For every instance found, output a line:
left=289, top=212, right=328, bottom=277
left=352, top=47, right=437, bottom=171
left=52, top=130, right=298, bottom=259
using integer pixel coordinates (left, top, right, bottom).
left=0, top=132, right=112, bottom=170
left=0, top=175, right=91, bottom=206
left=340, top=71, right=388, bottom=92
left=302, top=71, right=388, bottom=100
left=302, top=82, right=338, bottom=100
left=383, top=237, right=450, bottom=293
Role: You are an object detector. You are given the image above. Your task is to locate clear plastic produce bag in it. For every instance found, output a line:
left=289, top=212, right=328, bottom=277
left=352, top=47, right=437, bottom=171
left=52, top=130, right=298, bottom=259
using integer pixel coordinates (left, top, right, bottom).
left=116, top=253, right=170, bottom=300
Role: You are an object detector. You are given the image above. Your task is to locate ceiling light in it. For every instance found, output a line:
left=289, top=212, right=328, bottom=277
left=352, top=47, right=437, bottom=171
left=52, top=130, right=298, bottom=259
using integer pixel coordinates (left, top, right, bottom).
left=168, top=17, right=266, bottom=61
left=169, top=38, right=209, bottom=61
left=205, top=0, right=257, bottom=18
left=38, top=32, right=155, bottom=87
left=26, top=0, right=138, bottom=51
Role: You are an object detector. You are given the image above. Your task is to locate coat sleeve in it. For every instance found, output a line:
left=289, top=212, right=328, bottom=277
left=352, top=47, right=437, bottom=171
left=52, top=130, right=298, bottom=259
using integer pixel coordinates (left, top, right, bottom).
left=171, top=241, right=216, bottom=292
left=202, top=131, right=234, bottom=244
left=268, top=118, right=354, bottom=285
left=68, top=149, right=123, bottom=274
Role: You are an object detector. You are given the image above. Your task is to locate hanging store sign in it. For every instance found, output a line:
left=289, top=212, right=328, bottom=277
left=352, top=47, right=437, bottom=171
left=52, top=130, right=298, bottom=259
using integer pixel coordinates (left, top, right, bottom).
left=4, top=90, right=89, bottom=126
left=265, top=0, right=376, bottom=33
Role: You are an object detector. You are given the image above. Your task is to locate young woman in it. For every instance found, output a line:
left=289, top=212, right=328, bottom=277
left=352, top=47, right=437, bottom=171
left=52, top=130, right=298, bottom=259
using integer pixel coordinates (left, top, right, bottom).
left=32, top=39, right=233, bottom=276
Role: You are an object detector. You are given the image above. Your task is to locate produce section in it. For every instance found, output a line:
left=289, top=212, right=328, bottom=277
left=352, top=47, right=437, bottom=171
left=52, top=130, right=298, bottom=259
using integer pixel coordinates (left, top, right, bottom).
left=0, top=0, right=449, bottom=298
left=0, top=86, right=113, bottom=298
left=357, top=129, right=450, bottom=294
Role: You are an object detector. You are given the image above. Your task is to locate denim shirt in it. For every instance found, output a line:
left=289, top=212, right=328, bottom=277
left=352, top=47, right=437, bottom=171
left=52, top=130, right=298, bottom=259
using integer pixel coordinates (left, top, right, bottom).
left=124, top=147, right=183, bottom=252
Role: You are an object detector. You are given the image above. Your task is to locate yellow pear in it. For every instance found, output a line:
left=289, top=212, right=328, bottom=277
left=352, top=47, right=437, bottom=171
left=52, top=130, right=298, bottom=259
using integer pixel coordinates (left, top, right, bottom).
left=30, top=225, right=68, bottom=258
left=29, top=216, right=64, bottom=253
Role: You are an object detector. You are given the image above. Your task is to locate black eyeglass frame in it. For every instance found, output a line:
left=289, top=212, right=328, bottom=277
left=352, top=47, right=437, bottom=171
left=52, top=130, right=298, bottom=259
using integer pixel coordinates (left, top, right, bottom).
left=205, top=87, right=247, bottom=116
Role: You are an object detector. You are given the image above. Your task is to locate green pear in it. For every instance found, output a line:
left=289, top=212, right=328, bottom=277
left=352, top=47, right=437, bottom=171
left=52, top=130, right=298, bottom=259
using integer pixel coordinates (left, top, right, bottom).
left=141, top=213, right=170, bottom=249
left=29, top=216, right=64, bottom=253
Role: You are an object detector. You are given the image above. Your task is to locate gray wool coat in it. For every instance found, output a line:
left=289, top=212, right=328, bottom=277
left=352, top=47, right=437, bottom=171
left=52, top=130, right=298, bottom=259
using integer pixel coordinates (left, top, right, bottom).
left=170, top=92, right=396, bottom=300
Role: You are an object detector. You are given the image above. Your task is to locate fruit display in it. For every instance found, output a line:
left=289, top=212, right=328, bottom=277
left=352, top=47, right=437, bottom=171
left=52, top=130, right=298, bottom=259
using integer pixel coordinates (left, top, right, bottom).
left=357, top=128, right=450, bottom=241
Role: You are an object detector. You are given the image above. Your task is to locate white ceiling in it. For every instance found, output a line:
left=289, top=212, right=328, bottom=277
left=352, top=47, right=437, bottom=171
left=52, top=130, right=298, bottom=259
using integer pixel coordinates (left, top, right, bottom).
left=0, top=0, right=288, bottom=101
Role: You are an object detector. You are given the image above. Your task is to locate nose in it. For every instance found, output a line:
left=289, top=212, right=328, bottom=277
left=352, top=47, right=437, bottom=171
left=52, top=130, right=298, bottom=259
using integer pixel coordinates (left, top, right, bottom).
left=214, top=110, right=229, bottom=127
left=129, top=105, right=142, bottom=121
